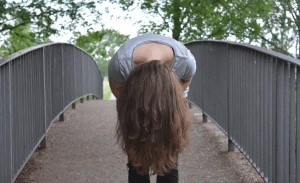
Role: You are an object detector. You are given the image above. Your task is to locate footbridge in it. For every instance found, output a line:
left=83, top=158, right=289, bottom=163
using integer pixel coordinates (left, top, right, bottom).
left=0, top=41, right=299, bottom=183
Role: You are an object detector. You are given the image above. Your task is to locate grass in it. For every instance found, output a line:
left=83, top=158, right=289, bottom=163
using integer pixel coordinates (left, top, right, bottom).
left=73, top=77, right=112, bottom=102
left=103, top=77, right=112, bottom=100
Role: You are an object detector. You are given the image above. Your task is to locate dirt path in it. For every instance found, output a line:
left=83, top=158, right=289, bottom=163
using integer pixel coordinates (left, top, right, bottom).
left=15, top=100, right=264, bottom=183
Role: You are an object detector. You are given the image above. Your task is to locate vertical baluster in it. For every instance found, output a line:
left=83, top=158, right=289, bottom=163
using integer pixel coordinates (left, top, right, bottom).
left=283, top=63, right=290, bottom=183
left=277, top=60, right=285, bottom=183
left=296, top=66, right=300, bottom=183
left=267, top=57, right=274, bottom=182
left=263, top=55, right=269, bottom=180
left=290, top=64, right=296, bottom=183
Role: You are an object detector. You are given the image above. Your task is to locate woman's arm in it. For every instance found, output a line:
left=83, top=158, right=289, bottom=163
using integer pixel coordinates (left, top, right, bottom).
left=181, top=78, right=192, bottom=91
left=109, top=78, right=123, bottom=100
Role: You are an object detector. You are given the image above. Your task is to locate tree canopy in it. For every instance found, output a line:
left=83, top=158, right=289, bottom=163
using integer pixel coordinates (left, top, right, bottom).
left=0, top=24, right=50, bottom=58
left=0, top=0, right=102, bottom=42
left=112, top=0, right=299, bottom=57
left=261, top=0, right=299, bottom=57
left=1, top=0, right=299, bottom=58
left=112, top=0, right=272, bottom=41
left=74, top=29, right=129, bottom=77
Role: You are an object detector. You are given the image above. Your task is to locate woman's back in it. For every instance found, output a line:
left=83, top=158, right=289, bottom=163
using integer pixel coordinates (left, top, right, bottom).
left=133, top=42, right=174, bottom=67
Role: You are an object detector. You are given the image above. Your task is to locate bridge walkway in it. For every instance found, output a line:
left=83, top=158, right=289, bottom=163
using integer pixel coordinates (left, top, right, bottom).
left=15, top=100, right=263, bottom=183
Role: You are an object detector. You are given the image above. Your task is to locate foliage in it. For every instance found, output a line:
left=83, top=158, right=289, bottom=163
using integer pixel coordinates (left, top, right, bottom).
left=103, top=77, right=112, bottom=100
left=111, top=0, right=300, bottom=57
left=0, top=24, right=50, bottom=58
left=261, top=0, right=300, bottom=57
left=111, top=0, right=272, bottom=43
left=0, top=0, right=102, bottom=42
left=74, top=29, right=129, bottom=77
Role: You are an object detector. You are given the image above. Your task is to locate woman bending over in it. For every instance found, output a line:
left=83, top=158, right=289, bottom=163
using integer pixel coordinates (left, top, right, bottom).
left=108, top=34, right=196, bottom=183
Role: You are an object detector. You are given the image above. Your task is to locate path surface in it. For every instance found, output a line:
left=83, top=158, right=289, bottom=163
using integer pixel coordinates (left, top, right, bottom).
left=15, top=100, right=264, bottom=183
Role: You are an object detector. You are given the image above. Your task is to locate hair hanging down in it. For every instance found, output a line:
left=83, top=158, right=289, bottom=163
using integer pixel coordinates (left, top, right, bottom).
left=116, top=60, right=191, bottom=176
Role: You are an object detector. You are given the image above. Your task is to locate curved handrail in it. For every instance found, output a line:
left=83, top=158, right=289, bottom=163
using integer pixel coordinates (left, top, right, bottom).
left=0, top=43, right=103, bottom=183
left=186, top=40, right=300, bottom=66
left=185, top=40, right=300, bottom=183
left=0, top=42, right=99, bottom=66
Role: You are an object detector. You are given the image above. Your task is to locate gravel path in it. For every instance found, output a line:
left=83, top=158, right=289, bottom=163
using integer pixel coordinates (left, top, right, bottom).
left=15, top=100, right=264, bottom=183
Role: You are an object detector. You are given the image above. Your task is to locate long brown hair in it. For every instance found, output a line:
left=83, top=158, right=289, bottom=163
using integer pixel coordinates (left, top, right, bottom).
left=116, top=60, right=191, bottom=176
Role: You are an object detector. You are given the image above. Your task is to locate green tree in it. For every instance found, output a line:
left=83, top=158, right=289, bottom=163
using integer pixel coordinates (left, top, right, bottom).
left=261, top=0, right=299, bottom=57
left=113, top=0, right=300, bottom=57
left=74, top=29, right=129, bottom=77
left=0, top=0, right=102, bottom=42
left=112, top=0, right=272, bottom=43
left=0, top=24, right=50, bottom=58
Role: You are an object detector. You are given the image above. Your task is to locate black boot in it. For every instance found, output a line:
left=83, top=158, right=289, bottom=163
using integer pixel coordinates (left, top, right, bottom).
left=127, top=162, right=150, bottom=183
left=156, top=168, right=178, bottom=183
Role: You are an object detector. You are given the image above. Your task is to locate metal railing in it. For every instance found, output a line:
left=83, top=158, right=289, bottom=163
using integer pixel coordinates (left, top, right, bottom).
left=186, top=40, right=300, bottom=183
left=0, top=43, right=103, bottom=183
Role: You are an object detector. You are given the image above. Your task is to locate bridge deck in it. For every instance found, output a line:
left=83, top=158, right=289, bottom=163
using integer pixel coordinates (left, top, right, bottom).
left=15, top=100, right=263, bottom=183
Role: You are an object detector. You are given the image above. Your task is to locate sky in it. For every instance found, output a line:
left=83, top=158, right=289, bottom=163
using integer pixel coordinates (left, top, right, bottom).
left=50, top=1, right=152, bottom=42
left=50, top=1, right=298, bottom=57
left=4, top=0, right=298, bottom=57
left=97, top=2, right=146, bottom=38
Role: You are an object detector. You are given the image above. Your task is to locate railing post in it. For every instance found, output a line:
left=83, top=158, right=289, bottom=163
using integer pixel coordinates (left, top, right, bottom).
left=203, top=113, right=207, bottom=123
left=61, top=44, right=65, bottom=118
left=80, top=98, right=84, bottom=103
left=72, top=103, right=76, bottom=109
left=9, top=62, right=13, bottom=182
left=296, top=66, right=300, bottom=183
left=87, top=95, right=89, bottom=100
left=227, top=43, right=232, bottom=152
left=42, top=47, right=47, bottom=149
left=73, top=46, right=76, bottom=106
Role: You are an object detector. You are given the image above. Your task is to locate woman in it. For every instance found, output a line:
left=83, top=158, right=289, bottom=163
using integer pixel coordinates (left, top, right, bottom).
left=108, top=34, right=196, bottom=183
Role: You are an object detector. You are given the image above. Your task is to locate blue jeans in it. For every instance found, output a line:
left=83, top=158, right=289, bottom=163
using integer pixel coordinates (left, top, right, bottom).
left=127, top=162, right=178, bottom=183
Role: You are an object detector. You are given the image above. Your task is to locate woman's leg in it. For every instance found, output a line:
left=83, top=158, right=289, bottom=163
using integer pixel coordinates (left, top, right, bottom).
left=127, top=162, right=150, bottom=183
left=156, top=168, right=178, bottom=183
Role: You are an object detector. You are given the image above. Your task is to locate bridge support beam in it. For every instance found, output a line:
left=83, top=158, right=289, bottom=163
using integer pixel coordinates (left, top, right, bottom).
left=203, top=113, right=208, bottom=123
left=228, top=138, right=234, bottom=151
